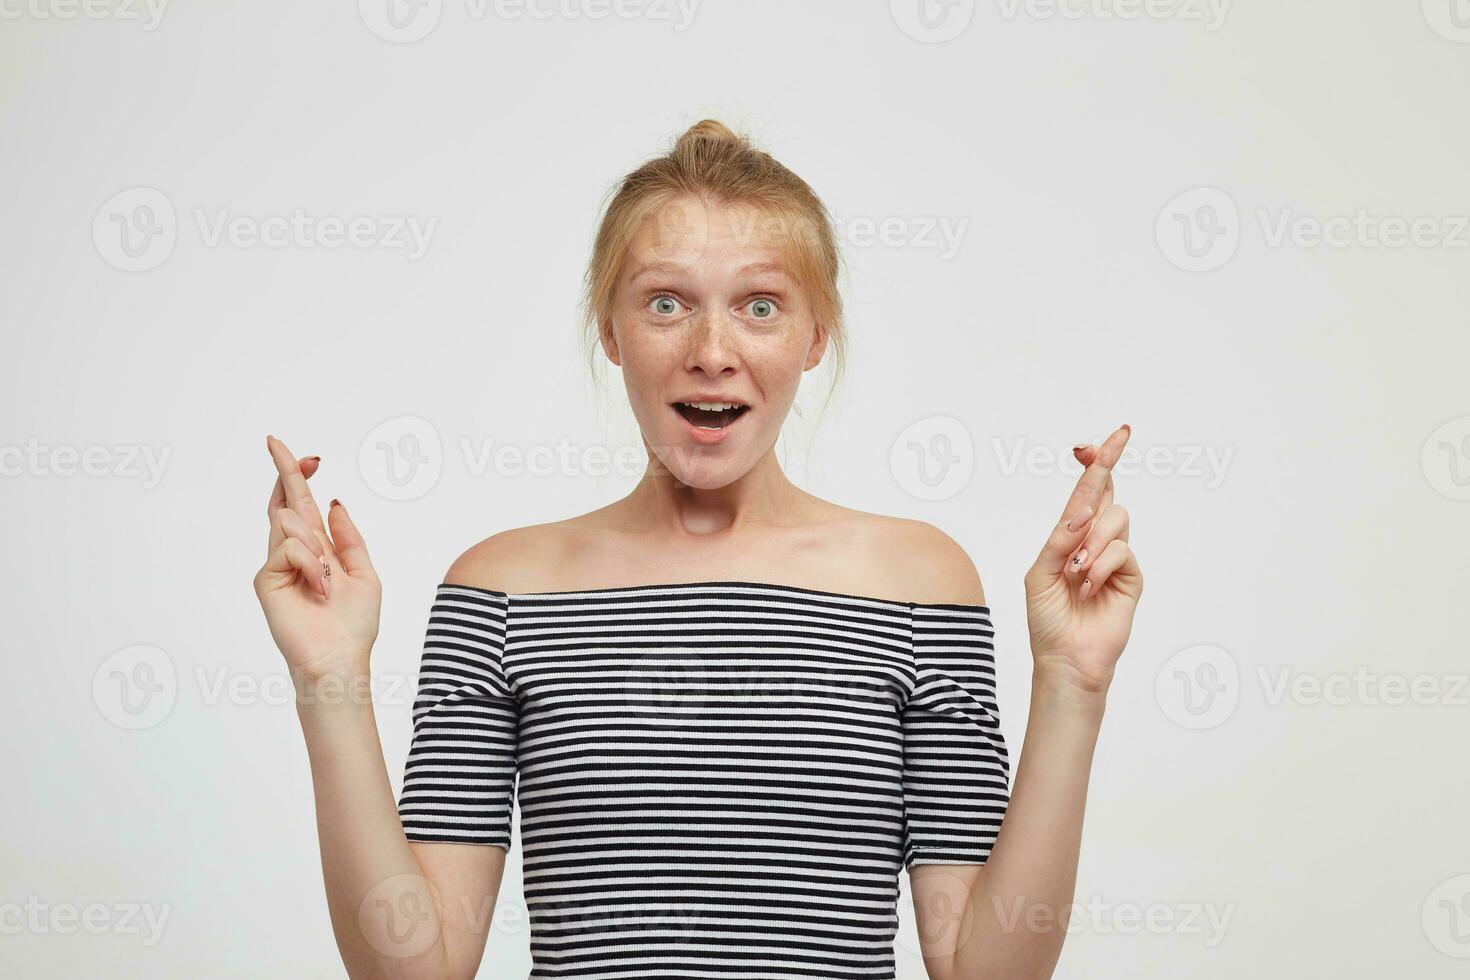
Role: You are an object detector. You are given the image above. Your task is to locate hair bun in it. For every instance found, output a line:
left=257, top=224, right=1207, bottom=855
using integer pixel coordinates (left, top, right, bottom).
left=674, top=118, right=741, bottom=151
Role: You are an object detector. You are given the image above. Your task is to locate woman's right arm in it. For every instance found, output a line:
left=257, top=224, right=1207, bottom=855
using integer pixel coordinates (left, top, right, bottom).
left=254, top=435, right=505, bottom=980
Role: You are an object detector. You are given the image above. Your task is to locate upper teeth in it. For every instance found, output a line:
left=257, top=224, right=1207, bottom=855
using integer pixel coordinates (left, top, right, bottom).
left=680, top=401, right=744, bottom=411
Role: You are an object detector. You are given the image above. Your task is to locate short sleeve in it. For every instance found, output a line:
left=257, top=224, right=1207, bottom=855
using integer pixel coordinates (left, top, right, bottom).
left=901, top=603, right=1011, bottom=869
left=396, top=584, right=519, bottom=848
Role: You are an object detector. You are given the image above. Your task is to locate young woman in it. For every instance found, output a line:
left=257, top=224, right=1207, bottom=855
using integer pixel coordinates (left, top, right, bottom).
left=254, top=120, right=1142, bottom=980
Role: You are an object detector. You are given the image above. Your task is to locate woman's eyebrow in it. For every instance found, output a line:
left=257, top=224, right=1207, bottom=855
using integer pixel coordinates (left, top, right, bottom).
left=738, top=262, right=787, bottom=276
left=627, top=260, right=789, bottom=282
left=627, top=261, right=686, bottom=282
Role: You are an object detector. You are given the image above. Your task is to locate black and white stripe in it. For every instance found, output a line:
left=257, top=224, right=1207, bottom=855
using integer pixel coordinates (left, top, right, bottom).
left=397, top=581, right=1011, bottom=979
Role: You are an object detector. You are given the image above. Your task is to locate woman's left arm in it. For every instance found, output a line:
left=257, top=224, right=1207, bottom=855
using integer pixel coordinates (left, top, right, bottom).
left=914, top=424, right=1142, bottom=980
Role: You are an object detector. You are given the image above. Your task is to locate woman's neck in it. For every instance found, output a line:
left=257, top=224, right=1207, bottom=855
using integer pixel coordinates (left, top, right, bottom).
left=621, top=449, right=814, bottom=536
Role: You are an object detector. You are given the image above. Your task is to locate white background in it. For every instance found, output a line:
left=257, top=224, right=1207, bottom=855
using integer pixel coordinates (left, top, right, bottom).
left=3, top=1, right=1468, bottom=977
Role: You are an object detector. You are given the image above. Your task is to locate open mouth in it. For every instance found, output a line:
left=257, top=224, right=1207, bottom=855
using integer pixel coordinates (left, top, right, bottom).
left=671, top=401, right=751, bottom=431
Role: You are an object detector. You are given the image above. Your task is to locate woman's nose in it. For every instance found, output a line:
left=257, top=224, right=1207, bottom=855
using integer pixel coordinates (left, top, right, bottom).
left=684, top=311, right=739, bottom=375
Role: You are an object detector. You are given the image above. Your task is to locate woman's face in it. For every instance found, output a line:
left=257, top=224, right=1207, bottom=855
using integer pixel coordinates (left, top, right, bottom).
left=602, top=194, right=828, bottom=489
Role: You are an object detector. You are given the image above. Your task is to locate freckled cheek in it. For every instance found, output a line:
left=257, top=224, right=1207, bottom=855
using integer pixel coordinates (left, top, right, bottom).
left=615, top=328, right=685, bottom=413
left=750, top=327, right=809, bottom=366
left=742, top=342, right=808, bottom=409
left=616, top=319, right=676, bottom=358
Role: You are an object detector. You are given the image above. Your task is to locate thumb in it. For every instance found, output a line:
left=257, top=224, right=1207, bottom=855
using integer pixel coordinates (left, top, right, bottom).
left=256, top=537, right=328, bottom=599
left=326, top=499, right=374, bottom=577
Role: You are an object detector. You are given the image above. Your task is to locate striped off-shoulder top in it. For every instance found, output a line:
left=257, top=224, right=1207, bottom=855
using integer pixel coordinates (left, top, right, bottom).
left=396, top=580, right=1011, bottom=979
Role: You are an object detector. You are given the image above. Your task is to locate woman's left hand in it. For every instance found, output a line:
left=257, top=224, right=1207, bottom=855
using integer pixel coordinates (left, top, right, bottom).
left=1024, top=423, right=1144, bottom=698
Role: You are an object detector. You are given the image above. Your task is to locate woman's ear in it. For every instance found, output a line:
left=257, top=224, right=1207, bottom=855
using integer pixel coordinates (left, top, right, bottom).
left=803, top=319, right=829, bottom=370
left=599, top=315, right=621, bottom=366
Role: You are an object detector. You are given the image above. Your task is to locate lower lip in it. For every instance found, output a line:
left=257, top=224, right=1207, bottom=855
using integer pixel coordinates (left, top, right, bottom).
left=670, top=405, right=750, bottom=445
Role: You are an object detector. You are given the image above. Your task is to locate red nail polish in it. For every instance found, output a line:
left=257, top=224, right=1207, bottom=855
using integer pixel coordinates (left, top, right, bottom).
left=330, top=498, right=341, bottom=509
left=306, top=455, right=321, bottom=462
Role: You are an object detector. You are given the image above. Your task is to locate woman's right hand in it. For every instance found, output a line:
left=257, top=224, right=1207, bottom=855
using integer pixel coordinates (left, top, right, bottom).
left=253, top=434, right=382, bottom=683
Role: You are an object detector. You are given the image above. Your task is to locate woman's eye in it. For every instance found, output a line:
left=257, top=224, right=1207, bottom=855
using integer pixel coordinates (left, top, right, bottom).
left=747, top=298, right=777, bottom=319
left=650, top=295, right=681, bottom=315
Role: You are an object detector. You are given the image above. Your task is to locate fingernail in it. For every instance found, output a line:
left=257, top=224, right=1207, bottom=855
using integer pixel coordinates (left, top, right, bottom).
left=1121, top=423, right=1131, bottom=434
left=1080, top=578, right=1092, bottom=599
left=1066, top=505, right=1093, bottom=532
left=1072, top=445, right=1087, bottom=455
left=1070, top=548, right=1088, bottom=572
left=330, top=498, right=342, bottom=510
left=306, top=455, right=321, bottom=463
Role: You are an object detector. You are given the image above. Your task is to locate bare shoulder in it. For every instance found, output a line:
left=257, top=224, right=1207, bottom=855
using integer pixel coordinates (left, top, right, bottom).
left=443, top=521, right=578, bottom=594
left=861, top=514, right=987, bottom=606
